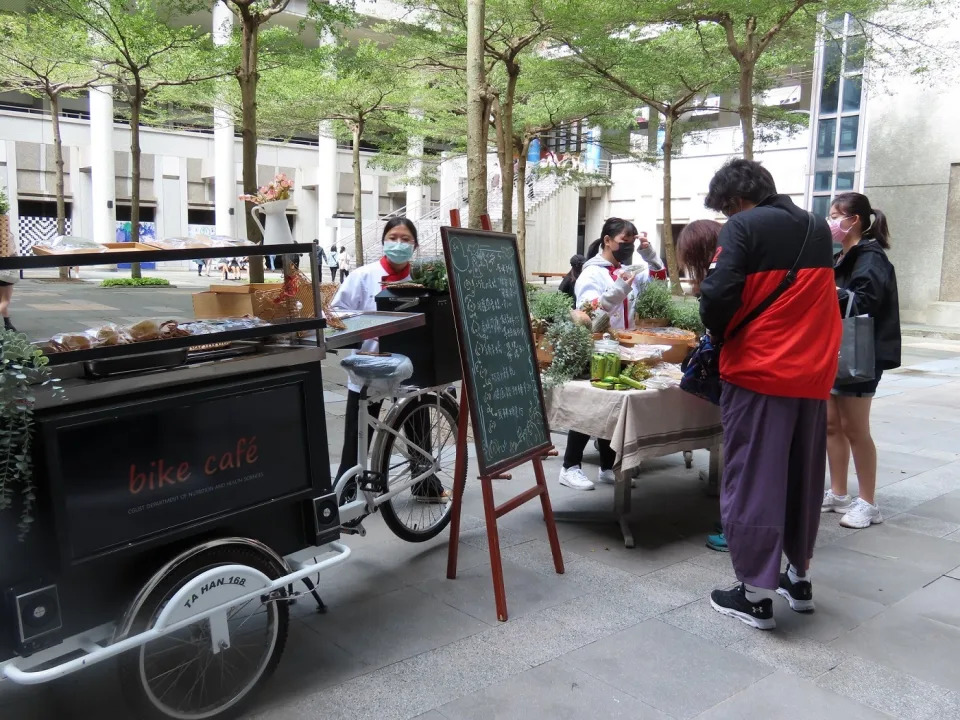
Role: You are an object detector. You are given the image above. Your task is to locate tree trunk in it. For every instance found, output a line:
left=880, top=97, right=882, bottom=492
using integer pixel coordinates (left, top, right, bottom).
left=515, top=137, right=530, bottom=276
left=351, top=120, right=364, bottom=266
left=661, top=112, right=681, bottom=294
left=498, top=71, right=518, bottom=233
left=240, top=18, right=264, bottom=282
left=129, top=91, right=142, bottom=279
left=738, top=59, right=756, bottom=161
left=465, top=0, right=488, bottom=228
left=50, top=94, right=69, bottom=280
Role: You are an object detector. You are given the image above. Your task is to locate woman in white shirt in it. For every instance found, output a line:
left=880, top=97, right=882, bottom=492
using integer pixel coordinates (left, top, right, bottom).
left=338, top=246, right=352, bottom=282
left=330, top=218, right=449, bottom=502
left=559, top=217, right=661, bottom=491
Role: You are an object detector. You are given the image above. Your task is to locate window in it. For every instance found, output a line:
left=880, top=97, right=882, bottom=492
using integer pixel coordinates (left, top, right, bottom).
left=809, top=13, right=866, bottom=215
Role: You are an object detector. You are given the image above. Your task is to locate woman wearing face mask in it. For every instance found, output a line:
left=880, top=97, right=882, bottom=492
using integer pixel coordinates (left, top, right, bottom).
left=558, top=217, right=651, bottom=491
left=330, top=218, right=445, bottom=495
left=822, top=192, right=901, bottom=529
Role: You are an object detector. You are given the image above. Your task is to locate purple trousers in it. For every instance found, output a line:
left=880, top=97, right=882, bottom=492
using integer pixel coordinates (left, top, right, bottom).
left=720, top=382, right=826, bottom=590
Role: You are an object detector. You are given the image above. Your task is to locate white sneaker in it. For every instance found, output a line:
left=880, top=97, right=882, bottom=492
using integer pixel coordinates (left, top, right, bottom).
left=559, top=466, right=595, bottom=491
left=839, top=497, right=883, bottom=528
left=821, top=490, right=853, bottom=513
left=597, top=469, right=636, bottom=488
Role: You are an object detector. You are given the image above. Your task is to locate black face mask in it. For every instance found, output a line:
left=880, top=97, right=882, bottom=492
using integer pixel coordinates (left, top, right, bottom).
left=612, top=244, right=635, bottom=265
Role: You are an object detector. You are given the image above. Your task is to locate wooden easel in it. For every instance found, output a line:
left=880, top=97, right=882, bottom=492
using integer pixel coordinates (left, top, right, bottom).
left=444, top=210, right=564, bottom=622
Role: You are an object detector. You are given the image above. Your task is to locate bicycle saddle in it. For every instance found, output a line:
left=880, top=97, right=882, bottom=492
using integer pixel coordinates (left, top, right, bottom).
left=341, top=352, right=414, bottom=393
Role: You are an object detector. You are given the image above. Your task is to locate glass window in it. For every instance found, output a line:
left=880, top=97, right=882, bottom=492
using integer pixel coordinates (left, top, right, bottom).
left=817, top=118, right=837, bottom=157
left=842, top=74, right=862, bottom=112
left=820, top=43, right=842, bottom=114
left=845, top=35, right=865, bottom=73
left=815, top=171, right=833, bottom=191
left=839, top=116, right=859, bottom=152
left=836, top=155, right=856, bottom=190
left=836, top=172, right=855, bottom=190
left=812, top=195, right=832, bottom=219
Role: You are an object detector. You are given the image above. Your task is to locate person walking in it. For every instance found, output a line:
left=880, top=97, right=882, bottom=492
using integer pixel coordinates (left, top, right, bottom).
left=325, top=243, right=339, bottom=283
left=558, top=253, right=585, bottom=304
left=822, top=192, right=901, bottom=529
left=338, top=246, right=351, bottom=283
left=698, top=159, right=841, bottom=630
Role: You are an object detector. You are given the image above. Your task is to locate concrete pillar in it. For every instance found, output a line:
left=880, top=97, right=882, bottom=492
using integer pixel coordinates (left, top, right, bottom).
left=89, top=85, right=116, bottom=243
left=317, top=121, right=338, bottom=247
left=213, top=2, right=235, bottom=237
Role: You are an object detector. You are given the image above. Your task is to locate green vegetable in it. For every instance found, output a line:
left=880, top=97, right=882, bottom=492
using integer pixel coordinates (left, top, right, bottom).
left=591, top=380, right=614, bottom=390
left=411, top=260, right=449, bottom=291
left=590, top=354, right=606, bottom=380
left=603, top=353, right=621, bottom=379
left=617, top=374, right=647, bottom=390
left=634, top=280, right=673, bottom=321
left=603, top=376, right=621, bottom=384
left=623, top=363, right=652, bottom=381
left=544, top=321, right=594, bottom=388
left=614, top=383, right=628, bottom=391
left=669, top=300, right=705, bottom=335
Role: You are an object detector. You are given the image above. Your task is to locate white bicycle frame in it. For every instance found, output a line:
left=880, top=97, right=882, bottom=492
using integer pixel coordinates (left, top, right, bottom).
left=335, top=383, right=454, bottom=527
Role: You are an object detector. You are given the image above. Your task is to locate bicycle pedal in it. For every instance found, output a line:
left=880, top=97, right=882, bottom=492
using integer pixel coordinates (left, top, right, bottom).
left=358, top=471, right=386, bottom=494
left=340, top=522, right=367, bottom=537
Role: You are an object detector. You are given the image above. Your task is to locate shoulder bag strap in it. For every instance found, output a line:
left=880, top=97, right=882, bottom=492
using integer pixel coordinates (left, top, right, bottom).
left=727, top=211, right=815, bottom=341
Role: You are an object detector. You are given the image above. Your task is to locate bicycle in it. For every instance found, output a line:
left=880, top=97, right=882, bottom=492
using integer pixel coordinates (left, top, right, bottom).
left=334, top=370, right=461, bottom=543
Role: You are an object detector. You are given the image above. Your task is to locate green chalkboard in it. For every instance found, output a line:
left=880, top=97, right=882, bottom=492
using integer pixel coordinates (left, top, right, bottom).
left=441, top=227, right=551, bottom=475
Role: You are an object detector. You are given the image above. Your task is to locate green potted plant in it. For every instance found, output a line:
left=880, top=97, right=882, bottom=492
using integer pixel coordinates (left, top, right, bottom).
left=543, top=320, right=593, bottom=387
left=529, top=290, right=573, bottom=335
left=410, top=259, right=449, bottom=292
left=668, top=300, right=705, bottom=335
left=633, top=280, right=673, bottom=328
left=0, top=330, right=60, bottom=539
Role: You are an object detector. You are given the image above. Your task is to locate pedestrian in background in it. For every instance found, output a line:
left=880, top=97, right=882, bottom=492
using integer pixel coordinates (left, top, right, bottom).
left=823, top=192, right=901, bottom=529
left=326, top=243, right=339, bottom=282
left=338, top=246, right=351, bottom=283
left=558, top=253, right=585, bottom=303
left=698, top=159, right=841, bottom=630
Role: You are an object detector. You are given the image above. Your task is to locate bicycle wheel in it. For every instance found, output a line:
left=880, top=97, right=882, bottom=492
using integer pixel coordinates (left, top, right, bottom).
left=375, top=392, right=460, bottom=542
left=118, top=546, right=289, bottom=720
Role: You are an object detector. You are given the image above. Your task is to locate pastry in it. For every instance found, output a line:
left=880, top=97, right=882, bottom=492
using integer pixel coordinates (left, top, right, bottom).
left=127, top=319, right=160, bottom=341
left=95, top=324, right=130, bottom=346
left=50, top=333, right=93, bottom=352
left=159, top=320, right=190, bottom=338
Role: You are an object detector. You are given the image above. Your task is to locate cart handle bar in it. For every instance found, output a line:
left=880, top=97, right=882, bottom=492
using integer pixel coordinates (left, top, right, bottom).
left=2, top=542, right=351, bottom=685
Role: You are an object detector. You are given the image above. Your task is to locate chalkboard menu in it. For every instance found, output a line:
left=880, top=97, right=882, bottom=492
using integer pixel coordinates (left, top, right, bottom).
left=441, top=228, right=551, bottom=475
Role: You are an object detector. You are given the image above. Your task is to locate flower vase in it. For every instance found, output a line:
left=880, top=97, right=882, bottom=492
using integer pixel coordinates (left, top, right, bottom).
left=250, top=199, right=294, bottom=247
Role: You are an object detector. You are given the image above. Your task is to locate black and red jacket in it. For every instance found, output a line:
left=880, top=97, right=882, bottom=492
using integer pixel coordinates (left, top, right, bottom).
left=699, top=194, right=842, bottom=400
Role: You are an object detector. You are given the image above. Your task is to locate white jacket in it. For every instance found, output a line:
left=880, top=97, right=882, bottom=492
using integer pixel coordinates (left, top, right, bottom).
left=574, top=255, right=650, bottom=331
left=331, top=259, right=412, bottom=392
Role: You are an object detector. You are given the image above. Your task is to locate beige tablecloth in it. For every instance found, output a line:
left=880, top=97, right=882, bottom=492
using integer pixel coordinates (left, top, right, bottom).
left=545, top=381, right=723, bottom=471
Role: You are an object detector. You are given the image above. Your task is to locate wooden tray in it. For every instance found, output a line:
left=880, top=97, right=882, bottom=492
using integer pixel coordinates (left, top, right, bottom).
left=33, top=242, right=159, bottom=255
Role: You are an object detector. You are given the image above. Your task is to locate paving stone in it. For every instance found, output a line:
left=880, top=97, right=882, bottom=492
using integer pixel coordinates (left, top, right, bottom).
left=499, top=539, right=585, bottom=578
left=539, top=591, right=647, bottom=637
left=685, top=548, right=735, bottom=575
left=770, top=583, right=886, bottom=644
left=893, top=576, right=960, bottom=628
left=565, top=619, right=773, bottom=719
left=728, top=631, right=845, bottom=679
left=809, top=544, right=941, bottom=605
left=475, top=613, right=600, bottom=666
left=560, top=524, right=705, bottom=577
left=438, top=659, right=673, bottom=720
left=697, top=671, right=892, bottom=720
left=299, top=586, right=487, bottom=670
left=459, top=523, right=532, bottom=552
left=885, top=512, right=960, bottom=537
left=660, top=598, right=757, bottom=647
left=910, top=488, right=960, bottom=524
left=835, top=524, right=960, bottom=575
left=817, top=655, right=958, bottom=720
left=815, top=518, right=863, bottom=547
left=638, top=560, right=736, bottom=598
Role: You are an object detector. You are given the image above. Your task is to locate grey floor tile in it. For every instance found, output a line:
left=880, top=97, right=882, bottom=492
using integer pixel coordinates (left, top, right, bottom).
left=728, top=631, right=845, bottom=679
left=835, top=524, right=960, bottom=575
left=885, top=512, right=960, bottom=538
left=697, top=671, right=892, bottom=720
left=564, top=619, right=772, bottom=719
left=910, top=489, right=960, bottom=524
left=560, top=525, right=705, bottom=577
left=499, top=538, right=585, bottom=578
left=808, top=545, right=940, bottom=605
left=438, top=659, right=673, bottom=719
left=770, top=583, right=886, bottom=644
left=459, top=523, right=533, bottom=552
left=638, top=560, right=735, bottom=597
left=815, top=518, right=863, bottom=547
left=410, top=713, right=450, bottom=720
left=660, top=598, right=757, bottom=647
left=416, top=557, right=587, bottom=625
left=817, top=656, right=958, bottom=720
left=686, top=549, right=735, bottom=575
left=539, top=591, right=647, bottom=636
left=300, top=586, right=487, bottom=669
left=475, top=613, right=599, bottom=666
left=832, top=606, right=960, bottom=692
left=892, top=576, right=960, bottom=628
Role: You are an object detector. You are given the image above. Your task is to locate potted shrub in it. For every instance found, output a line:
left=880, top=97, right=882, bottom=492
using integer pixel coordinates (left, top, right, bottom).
left=528, top=290, right=573, bottom=366
left=543, top=320, right=593, bottom=387
left=634, top=280, right=672, bottom=328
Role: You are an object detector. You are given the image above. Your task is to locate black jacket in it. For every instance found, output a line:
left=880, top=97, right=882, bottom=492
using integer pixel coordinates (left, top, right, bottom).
left=835, top=239, right=901, bottom=370
left=558, top=272, right=577, bottom=303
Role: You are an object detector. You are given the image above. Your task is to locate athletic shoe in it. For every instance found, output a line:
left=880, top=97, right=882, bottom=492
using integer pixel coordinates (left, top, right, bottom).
left=559, top=466, right=594, bottom=491
left=821, top=489, right=853, bottom=513
left=840, top=497, right=883, bottom=528
left=776, top=571, right=815, bottom=612
left=706, top=532, right=729, bottom=552
left=597, top=469, right=636, bottom=488
left=414, top=489, right=452, bottom=504
left=710, top=584, right=775, bottom=630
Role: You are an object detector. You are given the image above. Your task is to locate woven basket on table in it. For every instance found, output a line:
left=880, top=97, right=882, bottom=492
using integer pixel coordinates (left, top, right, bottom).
left=253, top=273, right=345, bottom=333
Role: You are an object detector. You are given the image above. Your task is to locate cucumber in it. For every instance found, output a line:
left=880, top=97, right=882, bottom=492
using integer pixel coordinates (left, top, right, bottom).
left=617, top=374, right=647, bottom=390
left=614, top=384, right=628, bottom=391
left=603, top=376, right=621, bottom=384
left=591, top=381, right=614, bottom=390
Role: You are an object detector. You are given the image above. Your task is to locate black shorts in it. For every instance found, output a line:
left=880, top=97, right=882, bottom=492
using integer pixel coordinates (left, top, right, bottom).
left=0, top=280, right=12, bottom=287
left=833, top=368, right=883, bottom=398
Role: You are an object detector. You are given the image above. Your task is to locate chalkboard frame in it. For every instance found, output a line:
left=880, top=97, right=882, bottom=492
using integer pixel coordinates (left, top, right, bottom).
left=441, top=227, right=552, bottom=476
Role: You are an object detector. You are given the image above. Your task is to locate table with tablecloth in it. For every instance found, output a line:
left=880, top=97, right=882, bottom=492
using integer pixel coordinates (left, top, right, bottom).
left=544, top=381, right=724, bottom=547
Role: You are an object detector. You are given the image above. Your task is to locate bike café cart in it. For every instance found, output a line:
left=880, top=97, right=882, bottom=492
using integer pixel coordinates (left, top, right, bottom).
left=0, top=242, right=426, bottom=720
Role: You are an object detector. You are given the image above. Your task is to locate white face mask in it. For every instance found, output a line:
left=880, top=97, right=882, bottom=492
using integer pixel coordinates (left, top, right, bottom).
left=383, top=240, right=414, bottom=264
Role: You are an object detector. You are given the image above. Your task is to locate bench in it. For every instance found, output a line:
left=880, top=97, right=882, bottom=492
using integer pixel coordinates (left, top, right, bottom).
left=531, top=271, right=567, bottom=285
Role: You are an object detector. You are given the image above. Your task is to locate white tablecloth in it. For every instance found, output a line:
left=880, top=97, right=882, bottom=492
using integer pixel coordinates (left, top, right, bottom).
left=544, top=381, right=723, bottom=471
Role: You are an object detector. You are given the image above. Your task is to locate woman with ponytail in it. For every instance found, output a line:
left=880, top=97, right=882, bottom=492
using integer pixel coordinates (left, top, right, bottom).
left=822, top=192, right=901, bottom=529
left=558, top=217, right=656, bottom=491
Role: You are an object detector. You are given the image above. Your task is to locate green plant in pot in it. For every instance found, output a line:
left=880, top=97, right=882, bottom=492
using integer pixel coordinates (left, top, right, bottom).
left=669, top=300, right=705, bottom=335
left=633, top=280, right=673, bottom=328
left=543, top=320, right=593, bottom=387
left=529, top=290, right=573, bottom=335
left=0, top=330, right=60, bottom=539
left=410, top=260, right=448, bottom=292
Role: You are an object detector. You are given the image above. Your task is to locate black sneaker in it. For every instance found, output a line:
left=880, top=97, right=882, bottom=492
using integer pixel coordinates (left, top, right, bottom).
left=710, top=584, right=775, bottom=630
left=777, top=571, right=815, bottom=612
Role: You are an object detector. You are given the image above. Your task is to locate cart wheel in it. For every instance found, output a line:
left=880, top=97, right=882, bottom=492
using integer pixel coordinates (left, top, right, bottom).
left=118, top=546, right=289, bottom=720
left=376, top=392, right=459, bottom=542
